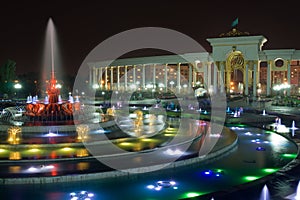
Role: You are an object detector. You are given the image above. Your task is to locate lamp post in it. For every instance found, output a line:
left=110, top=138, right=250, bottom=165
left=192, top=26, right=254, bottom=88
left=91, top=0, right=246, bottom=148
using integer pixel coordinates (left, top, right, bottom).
left=14, top=83, right=22, bottom=100
left=170, top=81, right=175, bottom=91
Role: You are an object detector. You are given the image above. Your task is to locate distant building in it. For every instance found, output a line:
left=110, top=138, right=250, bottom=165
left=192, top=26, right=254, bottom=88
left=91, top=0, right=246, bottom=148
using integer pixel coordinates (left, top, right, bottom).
left=88, top=28, right=300, bottom=96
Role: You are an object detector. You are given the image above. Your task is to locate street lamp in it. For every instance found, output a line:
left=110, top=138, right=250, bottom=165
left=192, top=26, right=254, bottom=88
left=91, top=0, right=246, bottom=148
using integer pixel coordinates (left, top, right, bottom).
left=14, top=83, right=22, bottom=100
left=55, top=83, right=62, bottom=89
left=92, top=84, right=100, bottom=90
left=170, top=81, right=175, bottom=90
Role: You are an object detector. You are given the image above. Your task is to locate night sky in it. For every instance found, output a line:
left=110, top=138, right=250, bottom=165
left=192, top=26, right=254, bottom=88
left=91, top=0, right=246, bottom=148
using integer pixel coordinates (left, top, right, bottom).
left=1, top=0, right=300, bottom=76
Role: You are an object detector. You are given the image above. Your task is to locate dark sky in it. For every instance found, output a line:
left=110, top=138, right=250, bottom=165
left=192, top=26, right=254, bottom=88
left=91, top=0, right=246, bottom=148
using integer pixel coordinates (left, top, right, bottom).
left=1, top=0, right=300, bottom=76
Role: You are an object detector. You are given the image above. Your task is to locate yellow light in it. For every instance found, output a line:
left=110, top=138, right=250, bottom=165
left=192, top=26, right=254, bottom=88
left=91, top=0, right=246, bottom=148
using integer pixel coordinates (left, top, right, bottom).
left=62, top=147, right=72, bottom=152
left=28, top=148, right=40, bottom=153
left=0, top=149, right=6, bottom=153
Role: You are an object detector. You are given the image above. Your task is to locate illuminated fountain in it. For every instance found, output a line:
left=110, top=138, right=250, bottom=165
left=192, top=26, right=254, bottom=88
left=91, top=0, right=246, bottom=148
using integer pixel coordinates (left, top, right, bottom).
left=115, top=107, right=166, bottom=138
left=288, top=120, right=299, bottom=137
left=7, top=126, right=21, bottom=145
left=291, top=120, right=298, bottom=130
left=0, top=18, right=108, bottom=162
left=76, top=124, right=90, bottom=142
left=260, top=184, right=270, bottom=200
left=25, top=18, right=80, bottom=123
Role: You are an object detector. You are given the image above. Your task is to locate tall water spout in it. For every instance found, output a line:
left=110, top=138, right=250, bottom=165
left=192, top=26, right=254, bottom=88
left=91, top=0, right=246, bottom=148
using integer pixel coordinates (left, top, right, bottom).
left=260, top=184, right=270, bottom=200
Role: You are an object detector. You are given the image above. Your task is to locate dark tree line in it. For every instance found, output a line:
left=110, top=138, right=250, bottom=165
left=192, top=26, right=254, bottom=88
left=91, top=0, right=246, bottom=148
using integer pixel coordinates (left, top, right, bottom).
left=0, top=59, right=16, bottom=98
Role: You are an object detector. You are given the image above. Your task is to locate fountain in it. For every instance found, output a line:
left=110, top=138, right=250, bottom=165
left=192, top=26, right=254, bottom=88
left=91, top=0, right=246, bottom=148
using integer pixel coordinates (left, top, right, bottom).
left=0, top=18, right=111, bottom=161
left=115, top=108, right=166, bottom=138
left=7, top=126, right=22, bottom=145
left=262, top=109, right=267, bottom=116
left=291, top=120, right=298, bottom=130
left=24, top=18, right=80, bottom=123
left=260, top=184, right=270, bottom=200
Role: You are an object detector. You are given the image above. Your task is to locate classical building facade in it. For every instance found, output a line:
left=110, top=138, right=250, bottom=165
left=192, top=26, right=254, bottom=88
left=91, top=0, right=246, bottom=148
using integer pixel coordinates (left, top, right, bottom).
left=88, top=28, right=300, bottom=96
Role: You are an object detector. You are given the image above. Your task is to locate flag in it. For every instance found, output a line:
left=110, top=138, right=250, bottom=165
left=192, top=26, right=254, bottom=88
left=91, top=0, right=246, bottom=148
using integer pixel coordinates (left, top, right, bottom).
left=231, top=18, right=238, bottom=28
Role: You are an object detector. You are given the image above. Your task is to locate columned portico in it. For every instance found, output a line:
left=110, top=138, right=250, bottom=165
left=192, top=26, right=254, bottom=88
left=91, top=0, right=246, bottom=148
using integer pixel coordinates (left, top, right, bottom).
left=89, top=29, right=300, bottom=97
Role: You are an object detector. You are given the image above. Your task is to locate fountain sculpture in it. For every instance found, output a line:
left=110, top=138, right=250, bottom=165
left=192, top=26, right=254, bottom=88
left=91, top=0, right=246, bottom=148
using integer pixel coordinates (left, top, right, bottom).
left=25, top=18, right=80, bottom=122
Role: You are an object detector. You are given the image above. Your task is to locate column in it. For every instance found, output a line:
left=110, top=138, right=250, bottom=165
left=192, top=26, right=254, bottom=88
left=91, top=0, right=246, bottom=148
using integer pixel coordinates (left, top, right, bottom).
left=213, top=63, right=217, bottom=94
left=203, top=61, right=208, bottom=88
left=220, top=62, right=225, bottom=93
left=153, top=64, right=156, bottom=87
left=92, top=67, right=96, bottom=85
left=188, top=64, right=193, bottom=87
left=105, top=67, right=108, bottom=90
left=193, top=61, right=198, bottom=86
left=244, top=62, right=249, bottom=95
left=117, top=66, right=120, bottom=90
left=125, top=65, right=128, bottom=90
left=89, top=66, right=92, bottom=87
left=267, top=61, right=271, bottom=96
left=142, top=64, right=146, bottom=90
left=287, top=60, right=291, bottom=95
left=226, top=66, right=231, bottom=94
left=207, top=62, right=211, bottom=89
left=99, top=67, right=103, bottom=89
left=252, top=62, right=257, bottom=98
left=177, top=63, right=181, bottom=92
left=110, top=67, right=114, bottom=90
left=164, top=64, right=168, bottom=92
left=133, top=65, right=136, bottom=84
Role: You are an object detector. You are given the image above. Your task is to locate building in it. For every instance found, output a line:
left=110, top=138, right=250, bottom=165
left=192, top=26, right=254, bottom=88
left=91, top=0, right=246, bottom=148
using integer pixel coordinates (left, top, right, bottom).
left=88, top=28, right=300, bottom=97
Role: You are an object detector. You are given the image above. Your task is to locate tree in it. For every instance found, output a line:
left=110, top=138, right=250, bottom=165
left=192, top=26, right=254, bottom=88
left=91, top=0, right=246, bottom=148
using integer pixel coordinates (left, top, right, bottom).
left=0, top=59, right=17, bottom=97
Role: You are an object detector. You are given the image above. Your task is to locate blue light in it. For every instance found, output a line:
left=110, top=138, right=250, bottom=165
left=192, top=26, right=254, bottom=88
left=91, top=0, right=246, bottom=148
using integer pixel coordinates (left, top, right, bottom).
left=69, top=191, right=95, bottom=200
left=256, top=146, right=266, bottom=151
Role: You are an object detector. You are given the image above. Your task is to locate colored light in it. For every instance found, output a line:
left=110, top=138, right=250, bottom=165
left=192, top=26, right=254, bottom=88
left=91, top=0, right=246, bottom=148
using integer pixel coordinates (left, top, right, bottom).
left=243, top=176, right=260, bottom=181
left=245, top=132, right=252, bottom=135
left=147, top=185, right=155, bottom=189
left=262, top=168, right=278, bottom=173
left=70, top=192, right=76, bottom=196
left=256, top=147, right=266, bottom=151
left=282, top=153, right=297, bottom=158
left=155, top=186, right=161, bottom=191
left=88, top=193, right=94, bottom=197
left=119, top=142, right=132, bottom=146
left=0, top=149, right=6, bottom=153
left=185, top=192, right=201, bottom=198
left=62, top=147, right=72, bottom=152
left=170, top=181, right=176, bottom=185
left=164, top=133, right=175, bottom=137
left=29, top=148, right=40, bottom=153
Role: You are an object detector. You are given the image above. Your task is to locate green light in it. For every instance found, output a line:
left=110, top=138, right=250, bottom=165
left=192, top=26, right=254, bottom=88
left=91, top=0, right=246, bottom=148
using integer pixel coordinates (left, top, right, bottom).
left=141, top=138, right=155, bottom=142
left=262, top=168, right=278, bottom=173
left=164, top=133, right=175, bottom=137
left=215, top=169, right=223, bottom=173
left=236, top=124, right=246, bottom=127
left=119, top=142, right=133, bottom=146
left=183, top=192, right=202, bottom=198
left=282, top=153, right=297, bottom=158
left=265, top=130, right=274, bottom=134
left=243, top=176, right=260, bottom=181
